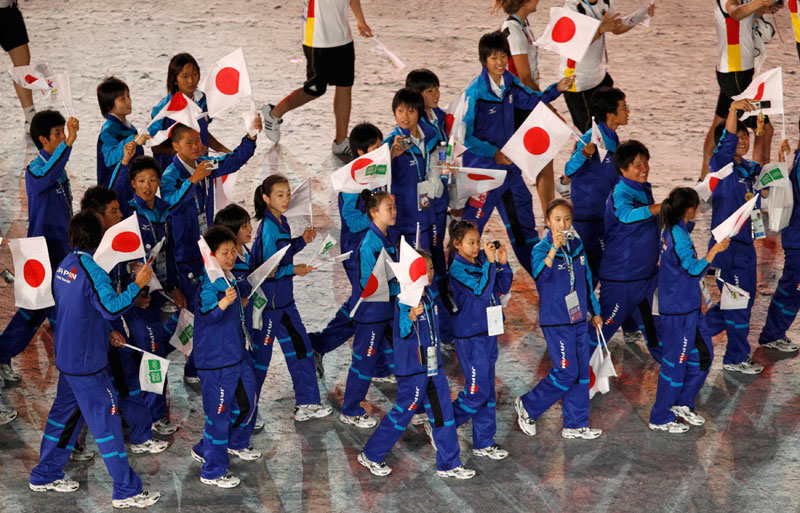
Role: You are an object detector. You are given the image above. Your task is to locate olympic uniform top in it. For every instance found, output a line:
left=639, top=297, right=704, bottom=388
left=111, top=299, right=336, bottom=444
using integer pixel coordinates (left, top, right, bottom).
left=393, top=288, right=443, bottom=377
left=26, top=143, right=73, bottom=266
left=565, top=121, right=619, bottom=222
left=96, top=114, right=143, bottom=200
left=194, top=272, right=251, bottom=370
left=148, top=91, right=211, bottom=172
left=714, top=0, right=756, bottom=73
left=251, top=209, right=307, bottom=311
left=349, top=223, right=399, bottom=323
left=658, top=221, right=711, bottom=315
left=302, top=0, right=352, bottom=48
left=448, top=251, right=513, bottom=339
left=559, top=0, right=614, bottom=92
left=502, top=14, right=539, bottom=85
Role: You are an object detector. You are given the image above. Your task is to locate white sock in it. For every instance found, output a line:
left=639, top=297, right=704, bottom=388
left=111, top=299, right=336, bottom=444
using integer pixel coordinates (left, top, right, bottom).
left=23, top=105, right=36, bottom=123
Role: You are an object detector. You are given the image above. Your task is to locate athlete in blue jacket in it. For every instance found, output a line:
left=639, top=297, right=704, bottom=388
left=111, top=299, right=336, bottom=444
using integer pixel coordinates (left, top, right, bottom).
left=250, top=175, right=332, bottom=422
left=29, top=212, right=161, bottom=509
left=448, top=220, right=512, bottom=457
left=516, top=200, right=603, bottom=439
left=190, top=226, right=260, bottom=489
left=705, top=100, right=765, bottom=374
left=649, top=188, right=729, bottom=433
left=759, top=135, right=800, bottom=352
left=460, top=31, right=571, bottom=276
left=359, top=251, right=475, bottom=480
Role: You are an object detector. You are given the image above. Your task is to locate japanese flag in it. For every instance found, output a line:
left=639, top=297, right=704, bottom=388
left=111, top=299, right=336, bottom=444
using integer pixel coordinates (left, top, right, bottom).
left=589, top=327, right=617, bottom=399
left=167, top=309, right=195, bottom=357
left=8, top=64, right=54, bottom=90
left=695, top=163, right=733, bottom=201
left=246, top=244, right=290, bottom=296
left=198, top=237, right=228, bottom=283
left=350, top=249, right=391, bottom=316
left=200, top=48, right=253, bottom=119
left=591, top=117, right=608, bottom=162
left=331, top=144, right=392, bottom=193
left=284, top=178, right=312, bottom=218
left=146, top=93, right=204, bottom=147
left=501, top=102, right=574, bottom=181
left=8, top=237, right=54, bottom=310
left=711, top=194, right=759, bottom=242
left=214, top=173, right=238, bottom=213
left=448, top=167, right=506, bottom=208
left=94, top=215, right=146, bottom=273
left=387, top=236, right=428, bottom=307
left=534, top=8, right=601, bottom=62
left=139, top=351, right=170, bottom=394
left=732, top=67, right=783, bottom=120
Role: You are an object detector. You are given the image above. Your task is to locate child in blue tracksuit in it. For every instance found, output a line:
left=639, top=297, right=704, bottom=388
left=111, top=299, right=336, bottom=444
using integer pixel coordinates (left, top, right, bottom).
left=448, top=220, right=513, bottom=458
left=340, top=191, right=400, bottom=428
left=148, top=53, right=231, bottom=172
left=515, top=200, right=604, bottom=440
left=250, top=175, right=332, bottom=422
left=191, top=226, right=260, bottom=489
left=588, top=141, right=662, bottom=355
left=29, top=211, right=160, bottom=509
left=359, top=251, right=476, bottom=480
left=649, top=187, right=730, bottom=433
left=759, top=133, right=800, bottom=352
left=705, top=99, right=766, bottom=374
left=0, top=111, right=76, bottom=380
left=95, top=76, right=148, bottom=197
left=460, top=31, right=573, bottom=276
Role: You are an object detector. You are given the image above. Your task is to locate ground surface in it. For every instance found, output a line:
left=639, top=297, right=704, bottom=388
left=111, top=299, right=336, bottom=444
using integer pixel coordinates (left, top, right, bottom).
left=0, top=1, right=799, bottom=512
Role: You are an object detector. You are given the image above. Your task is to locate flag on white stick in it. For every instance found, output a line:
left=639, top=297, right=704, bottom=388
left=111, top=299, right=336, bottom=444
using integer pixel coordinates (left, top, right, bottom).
left=138, top=351, right=170, bottom=394
left=198, top=237, right=228, bottom=283
left=8, top=64, right=54, bottom=90
left=144, top=237, right=166, bottom=292
left=448, top=167, right=506, bottom=208
left=501, top=102, right=574, bottom=182
left=732, top=67, right=783, bottom=120
left=146, top=93, right=204, bottom=147
left=695, top=163, right=733, bottom=201
left=711, top=194, right=759, bottom=242
left=755, top=162, right=790, bottom=190
left=94, top=215, right=146, bottom=273
left=589, top=327, right=617, bottom=399
left=214, top=172, right=238, bottom=213
left=720, top=281, right=750, bottom=310
left=387, top=236, right=428, bottom=307
left=350, top=249, right=391, bottom=317
left=307, top=234, right=337, bottom=267
left=246, top=244, right=291, bottom=298
left=331, top=144, right=392, bottom=193
left=591, top=117, right=608, bottom=162
left=534, top=8, right=602, bottom=62
left=622, top=5, right=652, bottom=28
left=370, top=36, right=406, bottom=72
left=444, top=91, right=469, bottom=158
left=9, top=237, right=54, bottom=310
left=167, top=309, right=195, bottom=357
left=284, top=178, right=312, bottom=219
left=200, top=48, right=253, bottom=118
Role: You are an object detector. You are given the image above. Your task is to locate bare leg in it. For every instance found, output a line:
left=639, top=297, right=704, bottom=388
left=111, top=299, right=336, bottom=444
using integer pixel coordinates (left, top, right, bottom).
left=752, top=121, right=773, bottom=165
left=272, top=87, right=316, bottom=119
left=535, top=161, right=555, bottom=214
left=701, top=115, right=724, bottom=179
left=333, top=86, right=352, bottom=144
left=7, top=44, right=33, bottom=109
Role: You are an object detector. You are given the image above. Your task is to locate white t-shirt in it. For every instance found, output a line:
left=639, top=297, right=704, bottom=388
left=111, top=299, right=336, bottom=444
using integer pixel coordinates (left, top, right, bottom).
left=502, top=15, right=539, bottom=86
left=558, top=0, right=614, bottom=92
left=714, top=0, right=756, bottom=73
left=302, top=0, right=353, bottom=48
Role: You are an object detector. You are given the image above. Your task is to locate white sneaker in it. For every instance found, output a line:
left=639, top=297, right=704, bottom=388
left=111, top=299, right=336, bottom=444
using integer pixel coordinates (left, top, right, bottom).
left=423, top=421, right=437, bottom=451
left=293, top=403, right=333, bottom=422
left=472, top=444, right=509, bottom=460
left=183, top=375, right=200, bottom=385
left=514, top=397, right=536, bottom=436
left=332, top=138, right=353, bottom=158
left=227, top=446, right=262, bottom=461
left=253, top=417, right=265, bottom=431
left=200, top=472, right=241, bottom=488
left=112, top=490, right=161, bottom=509
left=260, top=103, right=282, bottom=143
left=437, top=466, right=476, bottom=480
left=0, top=409, right=18, bottom=425
left=410, top=412, right=428, bottom=426
left=562, top=427, right=603, bottom=440
left=70, top=444, right=95, bottom=461
left=29, top=478, right=80, bottom=493
left=555, top=175, right=571, bottom=199
left=722, top=358, right=764, bottom=375
left=0, top=363, right=20, bottom=382
left=313, top=350, right=324, bottom=378
left=623, top=331, right=643, bottom=344
left=762, top=337, right=800, bottom=353
left=671, top=406, right=706, bottom=426
left=339, top=413, right=377, bottom=428
left=190, top=448, right=205, bottom=464
left=131, top=439, right=171, bottom=455
left=371, top=375, right=396, bottom=384
left=357, top=451, right=392, bottom=476
left=151, top=417, right=179, bottom=435
left=649, top=421, right=690, bottom=433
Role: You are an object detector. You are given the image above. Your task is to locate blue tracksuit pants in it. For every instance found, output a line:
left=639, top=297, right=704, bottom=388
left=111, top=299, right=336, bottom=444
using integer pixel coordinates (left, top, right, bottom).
left=107, top=345, right=153, bottom=445
left=0, top=307, right=55, bottom=365
left=341, top=319, right=395, bottom=416
left=177, top=259, right=203, bottom=378
left=759, top=249, right=800, bottom=344
left=452, top=335, right=498, bottom=450
left=125, top=308, right=168, bottom=421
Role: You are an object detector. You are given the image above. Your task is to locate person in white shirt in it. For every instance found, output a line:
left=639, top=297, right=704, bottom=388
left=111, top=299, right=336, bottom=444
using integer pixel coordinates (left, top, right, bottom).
left=1, top=0, right=35, bottom=131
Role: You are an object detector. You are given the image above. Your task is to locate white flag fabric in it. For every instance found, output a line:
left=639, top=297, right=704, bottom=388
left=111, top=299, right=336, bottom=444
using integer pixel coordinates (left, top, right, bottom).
left=200, top=48, right=253, bottom=118
left=720, top=281, right=750, bottom=310
left=167, top=309, right=195, bottom=357
left=755, top=162, right=790, bottom=190
left=767, top=183, right=794, bottom=232
left=145, top=238, right=166, bottom=292
left=331, top=144, right=392, bottom=193
left=9, top=237, right=54, bottom=310
left=284, top=178, right=312, bottom=218
left=145, top=93, right=204, bottom=147
left=370, top=36, right=406, bottom=72
left=139, top=351, right=170, bottom=394
left=350, top=249, right=392, bottom=316
left=589, top=327, right=617, bottom=399
left=198, top=237, right=228, bottom=283
left=387, top=236, right=428, bottom=307
left=695, top=163, right=733, bottom=202
left=307, top=234, right=337, bottom=266
left=214, top=172, right=238, bottom=213
left=591, top=117, right=608, bottom=162
left=711, top=195, right=759, bottom=242
left=444, top=91, right=469, bottom=157
left=501, top=102, right=573, bottom=181
left=622, top=5, right=651, bottom=28
left=94, top=215, right=146, bottom=273
left=8, top=64, right=54, bottom=90
left=534, top=8, right=602, bottom=62
left=732, top=67, right=783, bottom=120
left=49, top=72, right=73, bottom=110
left=247, top=244, right=291, bottom=296
left=448, top=167, right=507, bottom=208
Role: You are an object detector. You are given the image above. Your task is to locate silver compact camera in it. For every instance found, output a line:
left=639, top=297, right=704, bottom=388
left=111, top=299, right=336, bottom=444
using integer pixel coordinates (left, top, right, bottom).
left=560, top=229, right=576, bottom=240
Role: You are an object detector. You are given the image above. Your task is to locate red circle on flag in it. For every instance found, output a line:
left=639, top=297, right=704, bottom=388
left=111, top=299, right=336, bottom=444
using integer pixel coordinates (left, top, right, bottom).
left=111, top=232, right=141, bottom=253
left=523, top=127, right=550, bottom=155
left=467, top=173, right=494, bottom=181
left=552, top=17, right=576, bottom=43
left=24, top=259, right=46, bottom=288
left=168, top=93, right=188, bottom=111
left=589, top=366, right=596, bottom=389
left=362, top=274, right=379, bottom=298
left=24, top=74, right=37, bottom=84
left=753, top=82, right=765, bottom=101
left=215, top=67, right=240, bottom=96
left=221, top=175, right=229, bottom=183
left=409, top=257, right=427, bottom=282
left=445, top=114, right=455, bottom=134
left=351, top=158, right=373, bottom=185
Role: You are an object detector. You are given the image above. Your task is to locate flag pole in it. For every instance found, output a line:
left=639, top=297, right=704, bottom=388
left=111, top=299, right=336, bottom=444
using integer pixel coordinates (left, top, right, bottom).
left=349, top=297, right=364, bottom=318
left=782, top=108, right=787, bottom=142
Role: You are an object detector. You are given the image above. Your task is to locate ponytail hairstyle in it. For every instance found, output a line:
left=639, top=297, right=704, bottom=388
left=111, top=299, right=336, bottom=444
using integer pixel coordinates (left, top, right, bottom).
left=361, top=189, right=393, bottom=221
left=492, top=0, right=528, bottom=14
left=545, top=198, right=573, bottom=221
left=254, top=174, right=290, bottom=220
left=448, top=219, right=479, bottom=251
left=661, top=187, right=700, bottom=229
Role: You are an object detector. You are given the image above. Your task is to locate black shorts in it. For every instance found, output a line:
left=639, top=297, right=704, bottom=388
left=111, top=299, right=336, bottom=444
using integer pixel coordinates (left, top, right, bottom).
left=302, top=42, right=355, bottom=97
left=715, top=69, right=768, bottom=128
left=0, top=4, right=29, bottom=52
left=562, top=73, right=614, bottom=133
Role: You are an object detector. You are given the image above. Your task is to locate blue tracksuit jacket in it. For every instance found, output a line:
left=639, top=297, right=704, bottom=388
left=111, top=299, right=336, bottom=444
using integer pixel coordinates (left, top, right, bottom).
left=194, top=272, right=251, bottom=370
left=350, top=223, right=399, bottom=323
left=565, top=121, right=619, bottom=222
left=448, top=252, right=513, bottom=338
left=26, top=143, right=73, bottom=265
left=96, top=114, right=143, bottom=196
left=250, top=210, right=307, bottom=310
left=658, top=221, right=711, bottom=315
